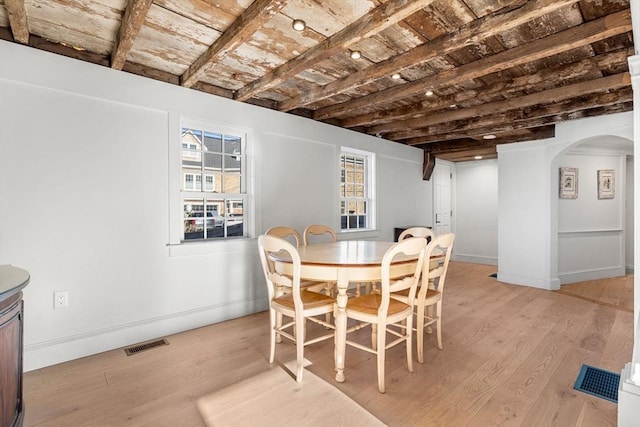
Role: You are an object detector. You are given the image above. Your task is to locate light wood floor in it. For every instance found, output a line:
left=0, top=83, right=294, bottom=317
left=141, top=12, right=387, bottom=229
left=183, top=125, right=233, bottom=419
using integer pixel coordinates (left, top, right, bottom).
left=23, top=262, right=634, bottom=426
left=556, top=274, right=634, bottom=313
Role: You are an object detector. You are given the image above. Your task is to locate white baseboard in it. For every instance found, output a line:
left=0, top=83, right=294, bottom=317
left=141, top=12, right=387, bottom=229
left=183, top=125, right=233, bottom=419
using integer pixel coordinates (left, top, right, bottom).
left=558, top=266, right=626, bottom=285
left=24, top=297, right=268, bottom=372
left=496, top=272, right=561, bottom=290
left=452, top=253, right=498, bottom=266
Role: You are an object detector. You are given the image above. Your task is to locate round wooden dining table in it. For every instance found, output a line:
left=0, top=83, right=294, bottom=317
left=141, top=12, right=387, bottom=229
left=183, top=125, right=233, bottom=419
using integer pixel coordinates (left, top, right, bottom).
left=271, top=240, right=421, bottom=383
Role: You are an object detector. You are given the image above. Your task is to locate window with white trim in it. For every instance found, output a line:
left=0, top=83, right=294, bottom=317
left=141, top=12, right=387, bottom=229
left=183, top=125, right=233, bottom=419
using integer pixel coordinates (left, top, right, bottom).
left=340, top=148, right=374, bottom=231
left=179, top=122, right=247, bottom=240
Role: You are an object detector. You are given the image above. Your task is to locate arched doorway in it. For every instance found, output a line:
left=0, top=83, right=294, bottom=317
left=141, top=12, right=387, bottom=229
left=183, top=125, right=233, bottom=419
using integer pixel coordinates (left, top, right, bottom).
left=550, top=135, right=633, bottom=285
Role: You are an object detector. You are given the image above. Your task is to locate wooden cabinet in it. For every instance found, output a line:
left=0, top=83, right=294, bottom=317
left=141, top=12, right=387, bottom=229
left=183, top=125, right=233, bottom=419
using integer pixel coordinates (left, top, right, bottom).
left=0, top=265, right=29, bottom=427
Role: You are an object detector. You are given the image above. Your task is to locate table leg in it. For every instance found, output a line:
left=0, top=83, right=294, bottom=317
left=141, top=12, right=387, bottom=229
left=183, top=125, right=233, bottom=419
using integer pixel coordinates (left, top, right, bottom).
left=334, top=269, right=349, bottom=383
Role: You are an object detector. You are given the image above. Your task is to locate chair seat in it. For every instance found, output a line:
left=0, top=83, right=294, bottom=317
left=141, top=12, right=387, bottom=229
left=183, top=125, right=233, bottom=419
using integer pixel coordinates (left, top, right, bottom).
left=273, top=289, right=335, bottom=310
left=347, top=293, right=410, bottom=316
left=394, top=286, right=442, bottom=304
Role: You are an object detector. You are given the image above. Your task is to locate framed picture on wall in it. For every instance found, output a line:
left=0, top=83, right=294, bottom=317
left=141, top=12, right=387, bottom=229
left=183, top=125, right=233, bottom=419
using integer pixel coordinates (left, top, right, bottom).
left=598, top=169, right=615, bottom=199
left=559, top=167, right=578, bottom=199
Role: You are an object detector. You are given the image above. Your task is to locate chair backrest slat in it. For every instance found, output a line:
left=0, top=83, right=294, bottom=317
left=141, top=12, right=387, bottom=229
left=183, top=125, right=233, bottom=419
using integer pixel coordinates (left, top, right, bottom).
left=421, top=233, right=455, bottom=295
left=258, top=234, right=303, bottom=307
left=265, top=226, right=303, bottom=247
left=303, top=224, right=337, bottom=245
left=398, top=227, right=434, bottom=243
left=378, top=237, right=427, bottom=316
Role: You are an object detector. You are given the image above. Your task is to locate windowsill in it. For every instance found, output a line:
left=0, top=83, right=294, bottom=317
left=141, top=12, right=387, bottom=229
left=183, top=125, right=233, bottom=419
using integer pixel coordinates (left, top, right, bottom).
left=167, top=237, right=255, bottom=257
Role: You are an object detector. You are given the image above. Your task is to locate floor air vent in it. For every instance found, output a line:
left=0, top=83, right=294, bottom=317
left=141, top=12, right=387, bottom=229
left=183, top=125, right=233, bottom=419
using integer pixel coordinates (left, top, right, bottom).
left=124, top=338, right=169, bottom=356
left=574, top=364, right=620, bottom=403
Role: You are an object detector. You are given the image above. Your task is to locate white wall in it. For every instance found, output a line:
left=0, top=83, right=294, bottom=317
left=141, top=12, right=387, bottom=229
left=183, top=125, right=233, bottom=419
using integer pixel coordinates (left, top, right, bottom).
left=497, top=113, right=633, bottom=290
left=557, top=149, right=628, bottom=283
left=453, top=159, right=498, bottom=265
left=0, top=40, right=432, bottom=370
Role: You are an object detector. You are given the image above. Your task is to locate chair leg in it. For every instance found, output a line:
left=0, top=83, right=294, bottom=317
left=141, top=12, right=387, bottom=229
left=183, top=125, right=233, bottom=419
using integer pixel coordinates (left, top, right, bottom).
left=295, top=317, right=305, bottom=382
left=269, top=309, right=277, bottom=364
left=376, top=323, right=386, bottom=393
left=436, top=301, right=443, bottom=350
left=325, top=283, right=333, bottom=324
left=416, top=304, right=426, bottom=364
left=406, top=315, right=414, bottom=374
left=276, top=312, right=283, bottom=343
left=371, top=323, right=378, bottom=351
left=425, top=305, right=433, bottom=334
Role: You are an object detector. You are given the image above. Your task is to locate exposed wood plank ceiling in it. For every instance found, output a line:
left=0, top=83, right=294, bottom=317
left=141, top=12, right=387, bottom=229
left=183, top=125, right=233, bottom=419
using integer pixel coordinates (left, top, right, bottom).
left=0, top=0, right=634, bottom=169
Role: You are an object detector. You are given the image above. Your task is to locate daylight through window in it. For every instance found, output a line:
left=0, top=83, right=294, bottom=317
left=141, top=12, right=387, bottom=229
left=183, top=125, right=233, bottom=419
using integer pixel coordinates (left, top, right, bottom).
left=180, top=125, right=246, bottom=240
left=340, top=149, right=373, bottom=231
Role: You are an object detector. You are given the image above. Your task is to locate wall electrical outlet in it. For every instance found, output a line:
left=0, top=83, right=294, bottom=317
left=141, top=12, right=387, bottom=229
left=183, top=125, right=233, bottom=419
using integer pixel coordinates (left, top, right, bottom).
left=54, top=290, right=69, bottom=309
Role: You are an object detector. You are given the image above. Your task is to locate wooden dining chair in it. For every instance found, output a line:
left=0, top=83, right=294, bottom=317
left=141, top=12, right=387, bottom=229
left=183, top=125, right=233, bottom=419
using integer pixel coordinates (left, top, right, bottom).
left=399, top=226, right=437, bottom=285
left=302, top=224, right=339, bottom=298
left=398, top=226, right=434, bottom=243
left=342, top=237, right=427, bottom=393
left=257, top=235, right=335, bottom=382
left=267, top=226, right=330, bottom=292
left=392, top=233, right=455, bottom=363
left=265, top=226, right=303, bottom=247
left=265, top=226, right=328, bottom=329
left=303, top=224, right=337, bottom=245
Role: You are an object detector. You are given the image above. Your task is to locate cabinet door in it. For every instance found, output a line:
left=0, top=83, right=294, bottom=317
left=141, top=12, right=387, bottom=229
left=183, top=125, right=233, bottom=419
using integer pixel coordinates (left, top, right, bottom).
left=0, top=298, right=23, bottom=427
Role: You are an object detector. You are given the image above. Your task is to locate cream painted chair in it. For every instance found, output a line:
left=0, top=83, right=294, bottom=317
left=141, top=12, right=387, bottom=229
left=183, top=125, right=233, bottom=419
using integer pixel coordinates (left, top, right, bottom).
left=303, top=224, right=337, bottom=245
left=302, top=224, right=339, bottom=299
left=265, top=226, right=328, bottom=335
left=342, top=237, right=427, bottom=393
left=265, top=226, right=303, bottom=247
left=257, top=235, right=335, bottom=382
left=304, top=224, right=372, bottom=296
left=266, top=226, right=326, bottom=291
left=398, top=226, right=434, bottom=243
left=392, top=233, right=455, bottom=363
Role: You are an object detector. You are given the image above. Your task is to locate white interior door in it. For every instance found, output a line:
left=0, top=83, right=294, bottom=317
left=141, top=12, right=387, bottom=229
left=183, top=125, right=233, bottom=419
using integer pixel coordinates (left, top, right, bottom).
left=433, top=163, right=452, bottom=235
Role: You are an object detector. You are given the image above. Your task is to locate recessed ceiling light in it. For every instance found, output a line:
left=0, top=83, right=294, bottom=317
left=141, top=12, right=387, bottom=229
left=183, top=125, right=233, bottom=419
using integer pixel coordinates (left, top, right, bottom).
left=391, top=73, right=401, bottom=79
left=483, top=134, right=497, bottom=140
left=350, top=50, right=361, bottom=59
left=292, top=19, right=306, bottom=31
left=425, top=90, right=434, bottom=96
left=474, top=155, right=483, bottom=160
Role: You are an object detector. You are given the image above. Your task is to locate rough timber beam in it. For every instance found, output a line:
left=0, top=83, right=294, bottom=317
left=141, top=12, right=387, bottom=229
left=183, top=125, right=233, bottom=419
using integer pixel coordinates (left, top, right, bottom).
left=5, top=0, right=29, bottom=44
left=369, top=73, right=630, bottom=136
left=235, top=0, right=437, bottom=102
left=314, top=9, right=632, bottom=121
left=111, top=0, right=153, bottom=70
left=181, top=0, right=289, bottom=88
left=342, top=47, right=632, bottom=129
left=278, top=0, right=581, bottom=112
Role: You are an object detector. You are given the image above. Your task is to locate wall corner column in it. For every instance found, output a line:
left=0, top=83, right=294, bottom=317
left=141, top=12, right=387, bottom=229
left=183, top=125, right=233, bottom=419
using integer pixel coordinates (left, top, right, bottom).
left=618, top=52, right=640, bottom=426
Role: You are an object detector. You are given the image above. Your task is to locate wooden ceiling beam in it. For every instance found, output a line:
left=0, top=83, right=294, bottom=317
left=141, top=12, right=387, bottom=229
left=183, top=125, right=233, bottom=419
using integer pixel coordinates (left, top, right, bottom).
left=234, top=0, right=437, bottom=102
left=111, top=0, right=154, bottom=70
left=423, top=150, right=436, bottom=181
left=367, top=72, right=630, bottom=137
left=181, top=0, right=289, bottom=88
left=390, top=87, right=633, bottom=142
left=425, top=126, right=556, bottom=154
left=342, top=47, right=632, bottom=129
left=404, top=103, right=630, bottom=147
left=412, top=101, right=632, bottom=152
left=278, top=0, right=581, bottom=113
left=5, top=0, right=29, bottom=44
left=314, top=9, right=632, bottom=121
left=0, top=27, right=111, bottom=66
